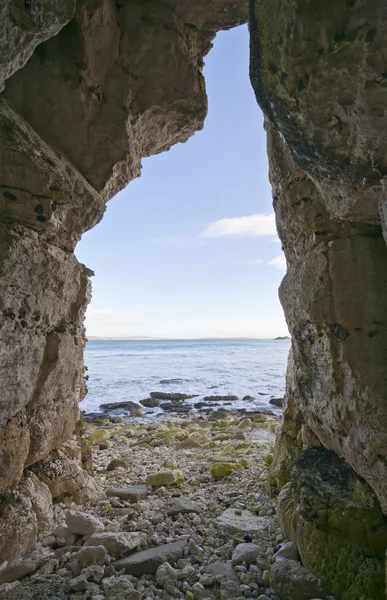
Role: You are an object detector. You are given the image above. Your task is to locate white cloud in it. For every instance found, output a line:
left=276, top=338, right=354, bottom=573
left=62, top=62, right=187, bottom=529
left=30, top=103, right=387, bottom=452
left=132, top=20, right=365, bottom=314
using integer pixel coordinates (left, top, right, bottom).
left=268, top=254, right=287, bottom=270
left=201, top=213, right=276, bottom=238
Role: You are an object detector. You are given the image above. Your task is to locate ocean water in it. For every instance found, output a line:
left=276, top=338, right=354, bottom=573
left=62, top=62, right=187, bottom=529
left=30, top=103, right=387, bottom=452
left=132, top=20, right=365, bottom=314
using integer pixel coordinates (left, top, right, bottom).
left=82, top=338, right=290, bottom=417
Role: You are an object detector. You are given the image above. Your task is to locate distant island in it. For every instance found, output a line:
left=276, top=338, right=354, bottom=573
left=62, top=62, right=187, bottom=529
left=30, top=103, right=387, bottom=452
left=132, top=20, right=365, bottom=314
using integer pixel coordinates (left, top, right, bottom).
left=274, top=336, right=290, bottom=340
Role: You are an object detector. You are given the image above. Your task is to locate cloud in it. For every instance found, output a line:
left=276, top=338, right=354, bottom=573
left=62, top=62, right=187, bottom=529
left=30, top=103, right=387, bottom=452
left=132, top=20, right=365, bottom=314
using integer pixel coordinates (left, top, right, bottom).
left=201, top=213, right=276, bottom=238
left=247, top=258, right=264, bottom=265
left=268, top=254, right=287, bottom=270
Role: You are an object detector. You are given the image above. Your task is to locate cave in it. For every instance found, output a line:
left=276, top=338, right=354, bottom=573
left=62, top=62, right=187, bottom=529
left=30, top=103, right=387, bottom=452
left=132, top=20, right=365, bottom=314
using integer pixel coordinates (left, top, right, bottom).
left=1, top=0, right=387, bottom=598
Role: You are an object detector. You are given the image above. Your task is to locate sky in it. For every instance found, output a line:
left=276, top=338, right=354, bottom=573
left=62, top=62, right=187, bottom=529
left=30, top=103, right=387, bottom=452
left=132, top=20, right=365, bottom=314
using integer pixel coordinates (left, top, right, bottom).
left=75, top=25, right=289, bottom=339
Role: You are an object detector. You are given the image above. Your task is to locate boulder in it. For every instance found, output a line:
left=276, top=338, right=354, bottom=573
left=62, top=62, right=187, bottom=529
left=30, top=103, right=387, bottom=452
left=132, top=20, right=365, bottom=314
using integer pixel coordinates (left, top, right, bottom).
left=215, top=509, right=273, bottom=535
left=150, top=392, right=197, bottom=400
left=163, top=497, right=201, bottom=516
left=65, top=509, right=104, bottom=536
left=278, top=447, right=387, bottom=600
left=210, top=462, right=241, bottom=478
left=87, top=428, right=110, bottom=443
left=114, top=541, right=186, bottom=576
left=84, top=531, right=146, bottom=555
left=146, top=470, right=184, bottom=487
left=107, top=459, right=129, bottom=471
left=139, top=398, right=160, bottom=408
left=102, top=575, right=140, bottom=600
left=0, top=473, right=53, bottom=562
left=270, top=559, right=326, bottom=600
left=72, top=545, right=107, bottom=574
left=203, top=395, right=238, bottom=402
left=106, top=485, right=148, bottom=503
left=231, top=543, right=261, bottom=566
left=99, top=402, right=143, bottom=416
left=269, top=397, right=284, bottom=408
left=274, top=542, right=299, bottom=562
left=0, top=549, right=54, bottom=584
left=155, top=562, right=178, bottom=586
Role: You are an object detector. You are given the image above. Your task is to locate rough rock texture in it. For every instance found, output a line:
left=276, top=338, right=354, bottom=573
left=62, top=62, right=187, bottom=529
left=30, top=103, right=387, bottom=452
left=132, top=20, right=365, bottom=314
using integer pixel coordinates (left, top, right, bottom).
left=1, top=1, right=387, bottom=596
left=0, top=0, right=248, bottom=561
left=250, top=0, right=387, bottom=512
left=0, top=1, right=76, bottom=93
left=278, top=447, right=387, bottom=599
left=0, top=473, right=53, bottom=562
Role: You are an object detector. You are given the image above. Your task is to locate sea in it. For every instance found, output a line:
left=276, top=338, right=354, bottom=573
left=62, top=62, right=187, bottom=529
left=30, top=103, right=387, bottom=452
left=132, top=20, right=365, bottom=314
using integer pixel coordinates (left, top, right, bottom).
left=82, top=338, right=290, bottom=418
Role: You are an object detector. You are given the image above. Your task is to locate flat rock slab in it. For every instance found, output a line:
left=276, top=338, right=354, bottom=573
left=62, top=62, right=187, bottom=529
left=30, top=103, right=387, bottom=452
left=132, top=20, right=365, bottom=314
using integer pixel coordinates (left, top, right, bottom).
left=84, top=531, right=146, bottom=555
left=215, top=509, right=273, bottom=535
left=114, top=540, right=186, bottom=576
left=162, top=497, right=201, bottom=516
left=106, top=485, right=148, bottom=503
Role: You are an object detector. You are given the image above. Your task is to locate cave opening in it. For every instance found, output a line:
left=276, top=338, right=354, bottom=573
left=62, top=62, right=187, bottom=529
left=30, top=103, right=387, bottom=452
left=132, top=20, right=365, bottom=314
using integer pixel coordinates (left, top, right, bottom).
left=75, top=25, right=289, bottom=417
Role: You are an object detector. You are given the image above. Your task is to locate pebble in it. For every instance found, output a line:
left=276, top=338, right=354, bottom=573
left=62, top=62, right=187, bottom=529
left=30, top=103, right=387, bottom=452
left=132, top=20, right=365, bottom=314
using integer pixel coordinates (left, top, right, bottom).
left=7, top=414, right=304, bottom=600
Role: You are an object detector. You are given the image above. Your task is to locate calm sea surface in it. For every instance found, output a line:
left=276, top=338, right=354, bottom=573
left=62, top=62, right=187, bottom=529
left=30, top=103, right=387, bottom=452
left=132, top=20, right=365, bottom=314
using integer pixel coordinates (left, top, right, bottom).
left=82, top=338, right=290, bottom=416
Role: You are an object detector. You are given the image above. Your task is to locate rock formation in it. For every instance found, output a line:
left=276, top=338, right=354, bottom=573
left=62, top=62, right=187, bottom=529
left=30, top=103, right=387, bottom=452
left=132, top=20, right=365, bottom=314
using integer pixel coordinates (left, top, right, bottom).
left=1, top=0, right=387, bottom=597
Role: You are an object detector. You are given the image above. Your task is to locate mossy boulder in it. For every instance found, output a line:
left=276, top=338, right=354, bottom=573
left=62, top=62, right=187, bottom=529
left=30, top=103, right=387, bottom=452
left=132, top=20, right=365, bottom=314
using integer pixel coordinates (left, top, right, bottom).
left=87, top=428, right=111, bottom=444
left=146, top=470, right=184, bottom=487
left=237, top=418, right=252, bottom=430
left=278, top=447, right=387, bottom=600
left=209, top=462, right=242, bottom=478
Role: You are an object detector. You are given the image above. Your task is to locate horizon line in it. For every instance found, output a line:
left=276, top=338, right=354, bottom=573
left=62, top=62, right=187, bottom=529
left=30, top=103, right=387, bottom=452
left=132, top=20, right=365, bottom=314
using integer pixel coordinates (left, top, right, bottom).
left=86, top=335, right=291, bottom=341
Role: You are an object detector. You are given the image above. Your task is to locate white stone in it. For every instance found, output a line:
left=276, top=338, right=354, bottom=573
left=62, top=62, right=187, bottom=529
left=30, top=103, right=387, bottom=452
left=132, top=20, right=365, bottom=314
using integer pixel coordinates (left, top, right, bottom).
left=65, top=509, right=104, bottom=536
left=231, top=543, right=261, bottom=566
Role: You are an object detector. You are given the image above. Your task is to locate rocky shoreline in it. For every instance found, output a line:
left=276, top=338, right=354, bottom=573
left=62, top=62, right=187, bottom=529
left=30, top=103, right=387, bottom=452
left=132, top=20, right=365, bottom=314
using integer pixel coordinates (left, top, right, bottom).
left=0, top=412, right=335, bottom=600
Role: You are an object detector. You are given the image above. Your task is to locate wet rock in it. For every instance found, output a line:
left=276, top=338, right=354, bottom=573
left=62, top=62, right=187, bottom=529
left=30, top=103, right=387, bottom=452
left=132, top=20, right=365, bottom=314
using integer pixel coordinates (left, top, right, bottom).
left=231, top=543, right=261, bottom=566
left=107, top=459, right=129, bottom=471
left=270, top=559, right=326, bottom=600
left=114, top=541, right=186, bottom=576
left=139, top=398, right=160, bottom=408
left=269, top=398, right=284, bottom=408
left=203, top=395, right=238, bottom=402
left=150, top=392, right=197, bottom=400
left=159, top=402, right=192, bottom=413
left=84, top=531, right=146, bottom=555
left=159, top=379, right=188, bottom=385
left=65, top=509, right=104, bottom=536
left=242, top=395, right=256, bottom=401
left=215, top=508, right=273, bottom=535
left=100, top=401, right=143, bottom=416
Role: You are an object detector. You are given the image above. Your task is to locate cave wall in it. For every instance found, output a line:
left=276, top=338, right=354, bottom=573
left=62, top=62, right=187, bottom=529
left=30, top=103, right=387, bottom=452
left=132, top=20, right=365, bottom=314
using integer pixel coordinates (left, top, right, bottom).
left=1, top=0, right=387, bottom=582
left=250, top=0, right=387, bottom=513
left=0, top=0, right=248, bottom=561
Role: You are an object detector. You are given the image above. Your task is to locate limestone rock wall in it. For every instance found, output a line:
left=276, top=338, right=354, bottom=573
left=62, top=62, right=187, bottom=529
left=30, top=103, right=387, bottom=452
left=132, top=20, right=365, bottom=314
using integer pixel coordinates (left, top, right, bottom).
left=250, top=0, right=387, bottom=516
left=1, top=0, right=387, bottom=579
left=0, top=0, right=248, bottom=562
